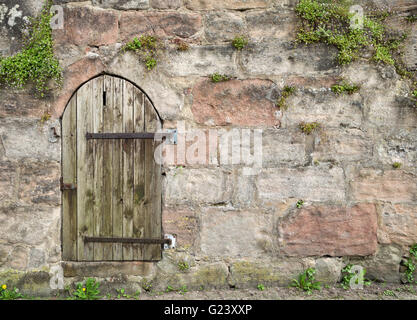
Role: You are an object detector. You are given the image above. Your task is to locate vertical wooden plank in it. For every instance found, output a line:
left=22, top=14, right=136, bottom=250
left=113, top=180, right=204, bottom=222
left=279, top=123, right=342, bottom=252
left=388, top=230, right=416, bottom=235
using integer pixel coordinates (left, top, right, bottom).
left=122, top=81, right=135, bottom=260
left=132, top=88, right=146, bottom=260
left=92, top=76, right=104, bottom=261
left=144, top=98, right=162, bottom=261
left=62, top=96, right=77, bottom=261
left=77, top=81, right=94, bottom=261
left=101, top=76, right=113, bottom=260
left=112, top=78, right=124, bottom=261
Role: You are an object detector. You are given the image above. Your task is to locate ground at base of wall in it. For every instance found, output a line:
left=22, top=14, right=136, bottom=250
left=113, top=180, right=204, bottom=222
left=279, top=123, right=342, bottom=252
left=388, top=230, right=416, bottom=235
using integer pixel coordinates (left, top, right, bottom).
left=25, top=284, right=417, bottom=300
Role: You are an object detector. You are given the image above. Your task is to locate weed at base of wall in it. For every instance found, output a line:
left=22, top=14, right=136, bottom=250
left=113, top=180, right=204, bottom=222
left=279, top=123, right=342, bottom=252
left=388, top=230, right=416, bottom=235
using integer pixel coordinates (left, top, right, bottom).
left=291, top=268, right=322, bottom=295
left=403, top=244, right=417, bottom=284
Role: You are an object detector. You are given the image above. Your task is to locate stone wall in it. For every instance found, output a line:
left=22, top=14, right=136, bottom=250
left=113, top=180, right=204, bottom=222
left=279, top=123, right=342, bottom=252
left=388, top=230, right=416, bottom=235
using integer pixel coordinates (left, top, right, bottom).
left=0, top=0, right=416, bottom=295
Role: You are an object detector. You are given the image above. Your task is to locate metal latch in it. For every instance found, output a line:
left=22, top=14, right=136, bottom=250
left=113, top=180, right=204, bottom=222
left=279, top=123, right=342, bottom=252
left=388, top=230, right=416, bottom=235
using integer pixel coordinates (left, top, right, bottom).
left=154, top=129, right=177, bottom=145
left=60, top=177, right=77, bottom=191
left=164, top=234, right=176, bottom=249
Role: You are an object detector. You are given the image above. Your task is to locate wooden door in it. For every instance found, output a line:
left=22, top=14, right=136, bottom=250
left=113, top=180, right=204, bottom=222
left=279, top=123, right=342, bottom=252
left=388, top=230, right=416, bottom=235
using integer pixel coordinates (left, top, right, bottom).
left=61, top=75, right=162, bottom=261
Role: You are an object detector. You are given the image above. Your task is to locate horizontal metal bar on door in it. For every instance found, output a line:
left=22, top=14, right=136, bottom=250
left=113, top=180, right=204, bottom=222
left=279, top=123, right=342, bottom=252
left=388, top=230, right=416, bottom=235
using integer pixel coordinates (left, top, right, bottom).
left=84, top=236, right=172, bottom=245
left=86, top=132, right=156, bottom=140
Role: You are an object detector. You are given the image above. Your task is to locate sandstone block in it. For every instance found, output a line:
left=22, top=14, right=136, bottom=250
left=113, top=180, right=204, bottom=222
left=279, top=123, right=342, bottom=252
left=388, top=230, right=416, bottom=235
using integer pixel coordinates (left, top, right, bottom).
left=256, top=167, right=346, bottom=202
left=204, top=12, right=245, bottom=43
left=0, top=161, right=18, bottom=204
left=191, top=78, right=280, bottom=127
left=379, top=203, right=417, bottom=249
left=18, top=160, right=60, bottom=206
left=348, top=245, right=402, bottom=283
left=262, top=129, right=307, bottom=167
left=0, top=119, right=60, bottom=161
left=0, top=205, right=60, bottom=247
left=228, top=258, right=306, bottom=288
left=246, top=8, right=297, bottom=40
left=281, top=90, right=363, bottom=129
left=7, top=245, right=29, bottom=270
left=367, top=94, right=417, bottom=128
left=53, top=6, right=119, bottom=47
left=374, top=128, right=417, bottom=168
left=164, top=168, right=231, bottom=205
left=312, top=128, right=373, bottom=163
left=277, top=203, right=378, bottom=257
left=200, top=208, right=273, bottom=258
left=350, top=169, right=417, bottom=203
left=185, top=0, right=269, bottom=10
left=163, top=45, right=237, bottom=77
left=0, top=91, right=48, bottom=118
left=119, top=11, right=202, bottom=41
left=314, top=258, right=343, bottom=284
left=241, top=41, right=339, bottom=76
left=150, top=0, right=182, bottom=9
left=92, top=0, right=149, bottom=10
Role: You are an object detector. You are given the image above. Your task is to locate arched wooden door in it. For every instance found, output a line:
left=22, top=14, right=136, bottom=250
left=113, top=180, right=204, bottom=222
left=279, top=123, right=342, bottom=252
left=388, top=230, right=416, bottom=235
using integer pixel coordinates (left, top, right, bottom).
left=61, top=75, right=162, bottom=262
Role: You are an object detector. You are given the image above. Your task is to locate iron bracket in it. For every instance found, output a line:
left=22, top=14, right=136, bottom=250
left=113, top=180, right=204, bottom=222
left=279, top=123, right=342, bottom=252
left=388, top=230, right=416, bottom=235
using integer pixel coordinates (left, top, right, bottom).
left=60, top=177, right=77, bottom=191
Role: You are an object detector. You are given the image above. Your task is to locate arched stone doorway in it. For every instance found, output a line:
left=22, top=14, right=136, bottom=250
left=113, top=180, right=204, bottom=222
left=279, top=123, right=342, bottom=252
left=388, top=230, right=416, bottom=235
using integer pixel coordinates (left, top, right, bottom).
left=61, top=74, right=163, bottom=262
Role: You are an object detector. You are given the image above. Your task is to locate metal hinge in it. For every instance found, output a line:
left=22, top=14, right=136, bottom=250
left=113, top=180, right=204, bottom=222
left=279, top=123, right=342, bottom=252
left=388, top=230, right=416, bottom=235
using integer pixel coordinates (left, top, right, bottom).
left=60, top=177, right=77, bottom=191
left=85, top=132, right=176, bottom=142
left=83, top=236, right=172, bottom=245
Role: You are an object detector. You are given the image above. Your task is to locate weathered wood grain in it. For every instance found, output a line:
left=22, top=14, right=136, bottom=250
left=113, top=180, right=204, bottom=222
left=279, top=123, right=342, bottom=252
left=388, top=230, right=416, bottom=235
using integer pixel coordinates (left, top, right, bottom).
left=63, top=75, right=162, bottom=262
left=77, top=80, right=94, bottom=261
left=122, top=81, right=136, bottom=260
left=92, top=76, right=104, bottom=261
left=102, top=75, right=114, bottom=260
left=62, top=96, right=77, bottom=261
left=112, top=77, right=124, bottom=261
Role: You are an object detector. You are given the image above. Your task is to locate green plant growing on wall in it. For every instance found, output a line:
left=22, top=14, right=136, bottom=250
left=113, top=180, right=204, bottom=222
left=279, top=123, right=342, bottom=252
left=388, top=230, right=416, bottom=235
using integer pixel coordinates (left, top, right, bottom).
left=0, top=0, right=62, bottom=97
left=115, top=288, right=138, bottom=299
left=68, top=278, right=101, bottom=300
left=276, top=85, right=296, bottom=110
left=178, top=285, right=188, bottom=295
left=411, top=85, right=417, bottom=106
left=257, top=284, right=265, bottom=291
left=173, top=38, right=190, bottom=51
left=340, top=264, right=371, bottom=290
left=232, top=36, right=249, bottom=50
left=210, top=73, right=231, bottom=83
left=122, top=35, right=163, bottom=71
left=392, top=162, right=402, bottom=169
left=291, top=268, right=322, bottom=294
left=406, top=15, right=417, bottom=23
left=331, top=81, right=360, bottom=95
left=403, top=244, right=417, bottom=284
left=141, top=279, right=153, bottom=292
left=295, top=0, right=407, bottom=67
left=0, top=284, right=23, bottom=300
left=40, top=112, right=52, bottom=123
left=299, top=121, right=321, bottom=135
left=296, top=200, right=304, bottom=208
left=178, top=261, right=190, bottom=271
